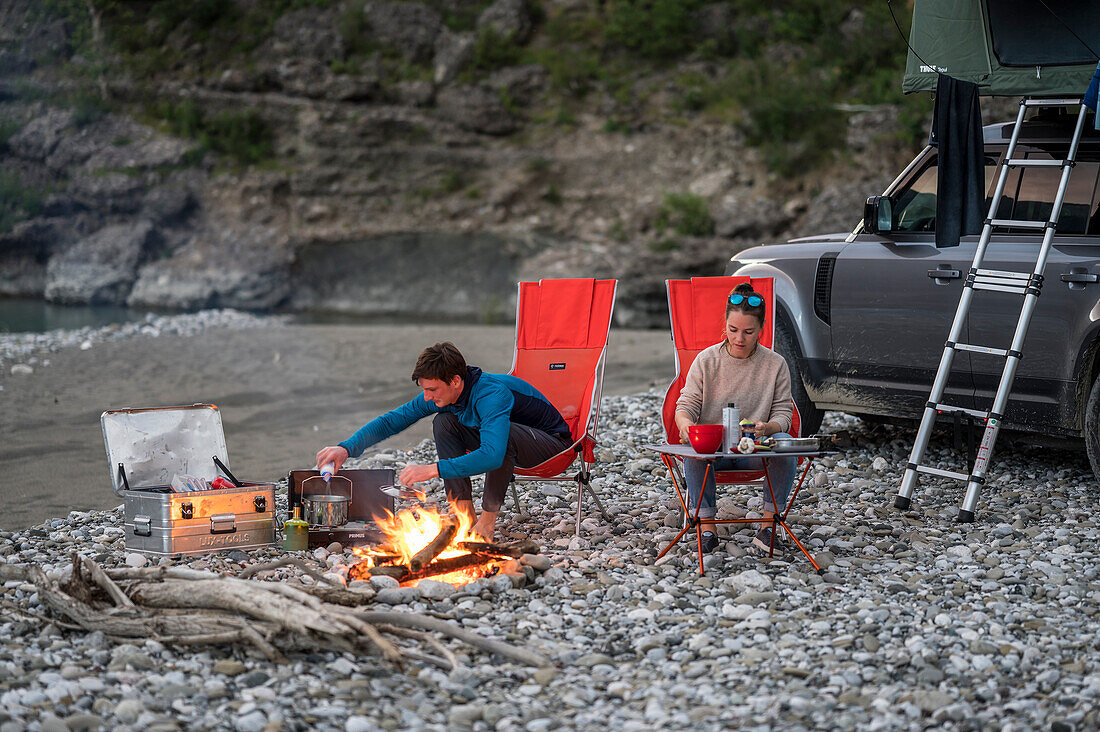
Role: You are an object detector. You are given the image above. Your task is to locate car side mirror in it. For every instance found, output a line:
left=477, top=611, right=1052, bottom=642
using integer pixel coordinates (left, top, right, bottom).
left=864, top=196, right=893, bottom=234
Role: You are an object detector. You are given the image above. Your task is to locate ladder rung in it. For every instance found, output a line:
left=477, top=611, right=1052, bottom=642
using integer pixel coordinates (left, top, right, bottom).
left=1023, top=98, right=1082, bottom=107
left=915, top=465, right=969, bottom=482
left=989, top=218, right=1047, bottom=230
left=1005, top=158, right=1067, bottom=168
left=933, top=403, right=990, bottom=419
left=975, top=268, right=1032, bottom=281
left=954, top=343, right=1008, bottom=357
left=972, top=282, right=1029, bottom=295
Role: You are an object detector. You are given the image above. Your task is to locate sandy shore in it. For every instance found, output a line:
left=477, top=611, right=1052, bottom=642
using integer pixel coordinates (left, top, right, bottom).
left=0, top=320, right=670, bottom=530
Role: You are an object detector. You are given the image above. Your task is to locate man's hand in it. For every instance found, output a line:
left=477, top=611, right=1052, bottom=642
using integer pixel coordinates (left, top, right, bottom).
left=399, top=463, right=439, bottom=487
left=315, top=445, right=349, bottom=472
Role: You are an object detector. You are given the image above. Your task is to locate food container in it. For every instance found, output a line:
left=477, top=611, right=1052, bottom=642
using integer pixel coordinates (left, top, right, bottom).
left=772, top=436, right=821, bottom=452
left=101, top=404, right=276, bottom=556
left=302, top=494, right=350, bottom=527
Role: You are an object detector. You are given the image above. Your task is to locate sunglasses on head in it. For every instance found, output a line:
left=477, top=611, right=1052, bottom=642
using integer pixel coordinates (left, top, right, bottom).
left=729, top=293, right=763, bottom=307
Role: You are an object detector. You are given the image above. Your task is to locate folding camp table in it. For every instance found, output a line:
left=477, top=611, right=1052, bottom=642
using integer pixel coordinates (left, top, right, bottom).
left=644, top=443, right=824, bottom=575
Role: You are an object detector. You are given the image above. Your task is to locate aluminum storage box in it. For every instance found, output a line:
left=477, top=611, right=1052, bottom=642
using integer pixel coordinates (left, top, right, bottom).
left=101, top=404, right=276, bottom=556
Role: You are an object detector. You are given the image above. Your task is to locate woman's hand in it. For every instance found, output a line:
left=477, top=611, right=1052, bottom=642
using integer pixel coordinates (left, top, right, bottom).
left=674, top=411, right=696, bottom=444
left=753, top=420, right=769, bottom=437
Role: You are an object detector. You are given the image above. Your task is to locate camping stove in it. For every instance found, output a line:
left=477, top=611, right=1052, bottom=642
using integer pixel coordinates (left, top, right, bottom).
left=287, top=468, right=395, bottom=549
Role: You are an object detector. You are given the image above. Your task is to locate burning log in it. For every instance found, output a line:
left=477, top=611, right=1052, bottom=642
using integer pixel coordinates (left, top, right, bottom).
left=456, top=539, right=539, bottom=558
left=364, top=552, right=499, bottom=584
left=408, top=518, right=457, bottom=572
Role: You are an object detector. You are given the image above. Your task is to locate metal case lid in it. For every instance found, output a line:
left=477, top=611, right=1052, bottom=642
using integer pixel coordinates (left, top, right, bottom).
left=102, top=404, right=230, bottom=496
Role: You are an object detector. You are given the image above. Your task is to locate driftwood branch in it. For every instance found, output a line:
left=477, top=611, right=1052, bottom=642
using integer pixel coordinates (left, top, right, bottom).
left=82, top=556, right=135, bottom=608
left=8, top=558, right=545, bottom=670
left=356, top=611, right=550, bottom=667
left=237, top=557, right=342, bottom=586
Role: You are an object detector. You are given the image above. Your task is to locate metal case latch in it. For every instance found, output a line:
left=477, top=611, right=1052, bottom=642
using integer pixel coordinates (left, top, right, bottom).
left=210, top=513, right=237, bottom=534
left=253, top=496, right=266, bottom=512
left=133, top=515, right=151, bottom=536
left=181, top=502, right=193, bottom=520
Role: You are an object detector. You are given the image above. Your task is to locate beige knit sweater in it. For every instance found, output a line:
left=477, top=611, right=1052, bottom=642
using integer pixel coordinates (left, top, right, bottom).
left=675, top=342, right=793, bottom=433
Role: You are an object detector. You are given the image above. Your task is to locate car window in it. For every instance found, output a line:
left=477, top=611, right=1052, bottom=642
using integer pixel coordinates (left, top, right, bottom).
left=998, top=146, right=1100, bottom=235
left=890, top=154, right=1000, bottom=233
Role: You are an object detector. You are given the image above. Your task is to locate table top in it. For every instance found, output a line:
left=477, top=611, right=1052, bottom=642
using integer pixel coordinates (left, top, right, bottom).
left=642, top=443, right=824, bottom=460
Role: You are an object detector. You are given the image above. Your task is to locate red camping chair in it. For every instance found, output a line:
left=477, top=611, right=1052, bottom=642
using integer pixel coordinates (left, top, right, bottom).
left=659, top=276, right=818, bottom=573
left=508, top=278, right=617, bottom=535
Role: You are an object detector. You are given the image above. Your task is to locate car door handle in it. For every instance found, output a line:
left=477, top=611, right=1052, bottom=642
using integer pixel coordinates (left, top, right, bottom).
left=1060, top=272, right=1099, bottom=283
left=928, top=269, right=960, bottom=279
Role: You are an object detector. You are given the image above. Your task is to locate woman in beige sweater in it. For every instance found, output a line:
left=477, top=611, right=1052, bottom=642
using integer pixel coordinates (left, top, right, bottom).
left=674, top=283, right=795, bottom=554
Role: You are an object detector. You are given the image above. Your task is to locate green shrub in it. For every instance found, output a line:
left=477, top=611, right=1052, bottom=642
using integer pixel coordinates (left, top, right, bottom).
left=732, top=63, right=846, bottom=176
left=148, top=100, right=273, bottom=165
left=470, top=28, right=524, bottom=71
left=0, top=171, right=45, bottom=234
left=0, top=120, right=22, bottom=152
left=655, top=192, right=714, bottom=236
left=69, top=92, right=110, bottom=128
left=525, top=47, right=602, bottom=96
left=606, top=0, right=703, bottom=61
left=339, top=0, right=375, bottom=58
left=648, top=237, right=681, bottom=252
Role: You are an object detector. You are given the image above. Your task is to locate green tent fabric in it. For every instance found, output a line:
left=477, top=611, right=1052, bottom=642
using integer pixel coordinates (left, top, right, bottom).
left=903, top=0, right=1099, bottom=96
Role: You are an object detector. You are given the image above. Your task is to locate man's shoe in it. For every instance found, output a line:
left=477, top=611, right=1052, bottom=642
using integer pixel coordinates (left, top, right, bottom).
left=750, top=527, right=782, bottom=555
left=700, top=532, right=720, bottom=553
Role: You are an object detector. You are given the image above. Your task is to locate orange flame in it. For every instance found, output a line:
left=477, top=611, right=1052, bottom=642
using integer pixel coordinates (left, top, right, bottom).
left=351, top=503, right=482, bottom=574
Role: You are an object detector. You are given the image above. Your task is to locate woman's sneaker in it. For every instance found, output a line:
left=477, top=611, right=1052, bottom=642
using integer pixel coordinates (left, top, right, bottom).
left=700, top=532, right=720, bottom=553
left=751, top=527, right=782, bottom=554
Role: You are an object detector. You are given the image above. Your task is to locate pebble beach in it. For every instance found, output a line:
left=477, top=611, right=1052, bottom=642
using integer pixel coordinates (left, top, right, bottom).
left=1, top=314, right=1098, bottom=731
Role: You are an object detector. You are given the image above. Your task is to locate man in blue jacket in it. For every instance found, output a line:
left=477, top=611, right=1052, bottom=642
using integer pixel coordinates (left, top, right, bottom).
left=316, top=342, right=572, bottom=540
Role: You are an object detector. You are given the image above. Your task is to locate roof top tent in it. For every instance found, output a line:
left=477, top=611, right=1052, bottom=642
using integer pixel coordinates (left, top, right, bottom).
left=902, top=0, right=1100, bottom=96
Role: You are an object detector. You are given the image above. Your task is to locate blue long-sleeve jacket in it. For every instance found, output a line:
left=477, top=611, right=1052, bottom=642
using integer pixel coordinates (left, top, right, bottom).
left=338, top=367, right=570, bottom=479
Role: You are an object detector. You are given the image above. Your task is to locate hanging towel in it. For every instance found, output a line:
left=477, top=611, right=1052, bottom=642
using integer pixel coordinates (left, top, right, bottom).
left=1083, top=61, right=1100, bottom=131
left=930, top=74, right=985, bottom=248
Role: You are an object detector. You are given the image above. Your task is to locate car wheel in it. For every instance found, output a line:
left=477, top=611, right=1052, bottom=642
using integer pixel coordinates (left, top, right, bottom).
left=774, top=313, right=824, bottom=436
left=1084, top=374, right=1100, bottom=480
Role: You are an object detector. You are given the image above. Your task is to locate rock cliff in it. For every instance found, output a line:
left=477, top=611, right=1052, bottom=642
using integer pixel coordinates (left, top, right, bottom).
left=0, top=0, right=920, bottom=326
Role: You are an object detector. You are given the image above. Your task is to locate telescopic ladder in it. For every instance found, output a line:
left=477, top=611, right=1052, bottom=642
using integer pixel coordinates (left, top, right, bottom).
left=896, top=97, right=1089, bottom=522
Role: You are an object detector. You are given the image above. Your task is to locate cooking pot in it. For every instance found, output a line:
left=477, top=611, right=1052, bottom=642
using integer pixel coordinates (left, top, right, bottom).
left=302, top=493, right=350, bottom=527
left=772, top=436, right=821, bottom=452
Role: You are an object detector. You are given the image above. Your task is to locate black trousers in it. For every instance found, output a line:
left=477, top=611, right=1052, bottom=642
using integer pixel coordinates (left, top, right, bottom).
left=432, top=412, right=572, bottom=512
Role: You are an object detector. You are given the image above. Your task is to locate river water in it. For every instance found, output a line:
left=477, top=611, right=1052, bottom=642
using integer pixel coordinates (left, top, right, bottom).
left=0, top=298, right=153, bottom=334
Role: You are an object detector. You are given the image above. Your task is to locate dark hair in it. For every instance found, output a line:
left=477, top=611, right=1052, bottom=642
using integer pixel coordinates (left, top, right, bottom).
left=411, top=342, right=467, bottom=383
left=725, top=282, right=765, bottom=325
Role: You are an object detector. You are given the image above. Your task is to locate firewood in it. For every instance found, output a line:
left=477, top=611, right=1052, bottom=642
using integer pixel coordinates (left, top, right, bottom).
left=408, top=518, right=457, bottom=572
left=403, top=552, right=497, bottom=583
left=456, top=539, right=540, bottom=558
left=367, top=565, right=408, bottom=580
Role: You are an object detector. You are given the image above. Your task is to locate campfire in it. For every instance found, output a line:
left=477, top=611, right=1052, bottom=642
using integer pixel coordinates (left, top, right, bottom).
left=349, top=505, right=536, bottom=587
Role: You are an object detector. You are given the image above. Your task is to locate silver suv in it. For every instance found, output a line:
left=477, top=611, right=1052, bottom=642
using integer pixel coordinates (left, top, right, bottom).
left=727, top=109, right=1100, bottom=477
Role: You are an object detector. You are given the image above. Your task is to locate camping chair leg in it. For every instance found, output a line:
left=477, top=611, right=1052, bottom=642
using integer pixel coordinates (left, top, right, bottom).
left=580, top=470, right=610, bottom=521
left=510, top=480, right=522, bottom=514
left=574, top=474, right=584, bottom=536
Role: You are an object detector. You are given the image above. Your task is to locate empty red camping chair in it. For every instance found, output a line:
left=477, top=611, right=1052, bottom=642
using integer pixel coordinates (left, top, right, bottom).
left=508, top=278, right=617, bottom=535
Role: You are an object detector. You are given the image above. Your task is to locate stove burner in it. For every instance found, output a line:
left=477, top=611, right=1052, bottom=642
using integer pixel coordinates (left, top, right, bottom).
left=307, top=521, right=389, bottom=549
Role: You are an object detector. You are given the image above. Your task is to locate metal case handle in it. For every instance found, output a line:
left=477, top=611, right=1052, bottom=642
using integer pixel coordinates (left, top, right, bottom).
left=134, top=515, right=151, bottom=536
left=210, top=513, right=237, bottom=534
